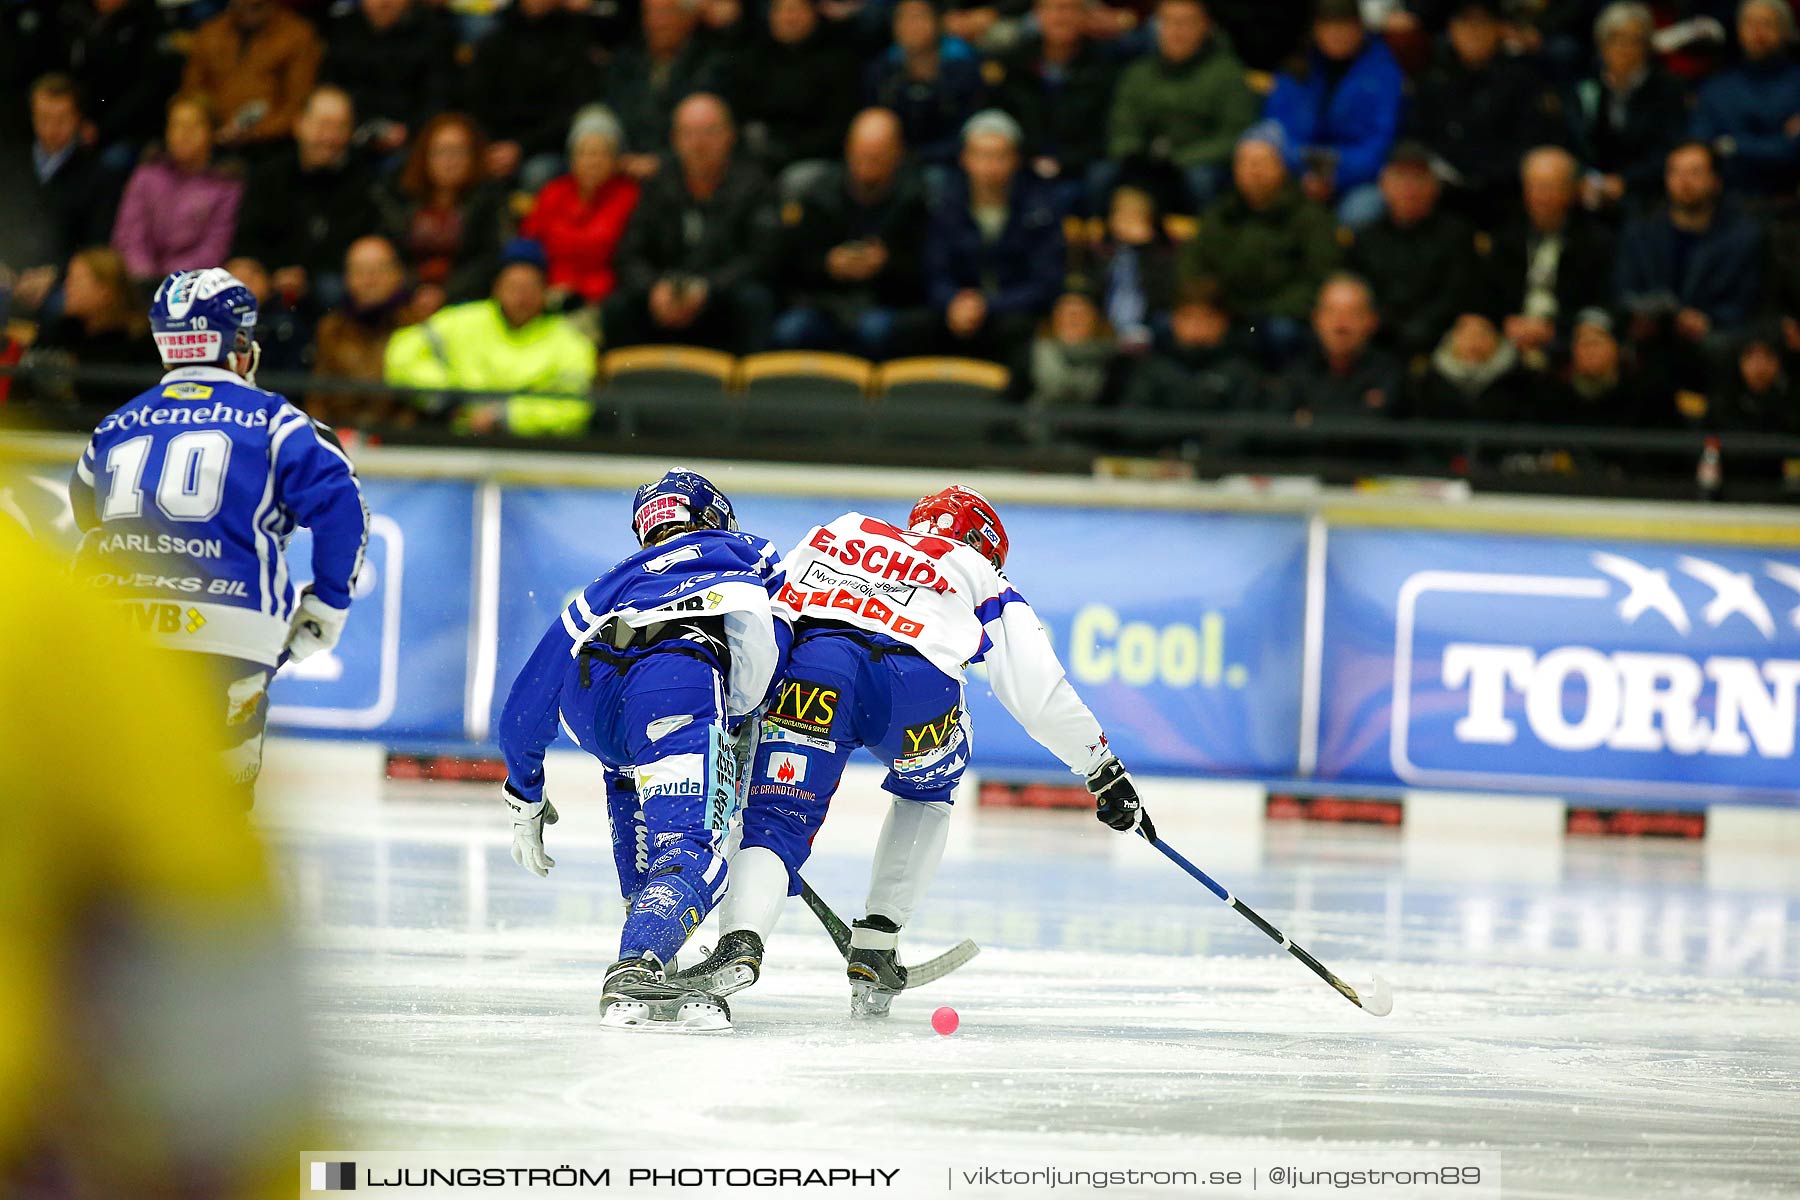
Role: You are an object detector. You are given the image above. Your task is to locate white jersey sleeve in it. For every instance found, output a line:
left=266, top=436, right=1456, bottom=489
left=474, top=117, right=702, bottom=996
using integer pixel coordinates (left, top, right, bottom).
left=965, top=557, right=1111, bottom=776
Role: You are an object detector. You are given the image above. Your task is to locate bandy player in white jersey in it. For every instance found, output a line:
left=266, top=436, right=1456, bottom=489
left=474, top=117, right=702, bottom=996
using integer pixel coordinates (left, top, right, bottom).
left=679, top=485, right=1153, bottom=1015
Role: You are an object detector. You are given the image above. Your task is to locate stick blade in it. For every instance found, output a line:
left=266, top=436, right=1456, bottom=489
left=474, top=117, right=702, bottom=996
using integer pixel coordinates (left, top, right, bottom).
left=903, top=939, right=980, bottom=988
left=1357, top=974, right=1394, bottom=1017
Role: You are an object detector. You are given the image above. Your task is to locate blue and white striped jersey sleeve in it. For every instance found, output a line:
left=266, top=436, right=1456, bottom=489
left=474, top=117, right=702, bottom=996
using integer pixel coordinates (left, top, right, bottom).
left=755, top=535, right=794, bottom=679
left=68, top=438, right=100, bottom=534
left=497, top=610, right=583, bottom=804
left=754, top=535, right=787, bottom=597
left=272, top=406, right=369, bottom=611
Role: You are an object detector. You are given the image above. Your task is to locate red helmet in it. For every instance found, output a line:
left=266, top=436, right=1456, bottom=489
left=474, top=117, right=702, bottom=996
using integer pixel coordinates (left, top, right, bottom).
left=908, top=485, right=1009, bottom=568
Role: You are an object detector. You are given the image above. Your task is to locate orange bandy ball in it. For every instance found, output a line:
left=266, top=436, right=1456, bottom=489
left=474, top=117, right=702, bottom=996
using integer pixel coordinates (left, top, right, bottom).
left=931, top=1006, right=959, bottom=1035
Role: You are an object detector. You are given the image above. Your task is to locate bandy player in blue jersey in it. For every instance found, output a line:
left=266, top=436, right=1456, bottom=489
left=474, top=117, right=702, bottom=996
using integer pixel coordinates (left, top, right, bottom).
left=496, top=470, right=787, bottom=1032
left=680, top=486, right=1154, bottom=1016
left=67, top=268, right=369, bottom=802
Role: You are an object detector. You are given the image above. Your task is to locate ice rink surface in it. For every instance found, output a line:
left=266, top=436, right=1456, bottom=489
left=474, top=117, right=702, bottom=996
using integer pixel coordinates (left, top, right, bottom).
left=264, top=754, right=1800, bottom=1200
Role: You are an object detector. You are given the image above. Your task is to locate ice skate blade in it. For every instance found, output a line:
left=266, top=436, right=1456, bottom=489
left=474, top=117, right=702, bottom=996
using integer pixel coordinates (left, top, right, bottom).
left=600, top=998, right=733, bottom=1034
left=848, top=980, right=897, bottom=1019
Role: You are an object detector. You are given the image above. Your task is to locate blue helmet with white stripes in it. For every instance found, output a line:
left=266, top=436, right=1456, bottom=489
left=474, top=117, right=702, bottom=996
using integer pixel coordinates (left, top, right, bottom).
left=631, top=469, right=737, bottom=546
left=150, top=268, right=258, bottom=368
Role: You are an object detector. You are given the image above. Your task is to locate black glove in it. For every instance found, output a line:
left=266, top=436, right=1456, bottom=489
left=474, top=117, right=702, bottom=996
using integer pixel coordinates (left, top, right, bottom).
left=1087, top=756, right=1154, bottom=840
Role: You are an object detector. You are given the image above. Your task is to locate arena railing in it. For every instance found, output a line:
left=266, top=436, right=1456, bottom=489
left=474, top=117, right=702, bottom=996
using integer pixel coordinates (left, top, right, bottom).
left=4, top=360, right=1797, bottom=504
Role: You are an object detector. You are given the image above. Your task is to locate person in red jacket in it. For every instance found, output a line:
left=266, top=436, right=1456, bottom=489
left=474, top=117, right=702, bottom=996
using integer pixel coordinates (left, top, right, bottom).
left=520, top=106, right=643, bottom=310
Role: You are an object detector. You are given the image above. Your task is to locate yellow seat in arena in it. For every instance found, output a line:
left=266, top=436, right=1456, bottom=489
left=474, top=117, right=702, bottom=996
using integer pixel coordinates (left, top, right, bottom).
left=600, top=346, right=737, bottom=437
left=601, top=345, right=738, bottom=389
left=876, top=357, right=1010, bottom=401
left=737, top=351, right=874, bottom=399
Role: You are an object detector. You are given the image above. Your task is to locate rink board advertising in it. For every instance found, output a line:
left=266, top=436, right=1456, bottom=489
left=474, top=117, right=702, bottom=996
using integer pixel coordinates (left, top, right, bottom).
left=1317, top=530, right=1800, bottom=803
left=7, top=456, right=1795, bottom=806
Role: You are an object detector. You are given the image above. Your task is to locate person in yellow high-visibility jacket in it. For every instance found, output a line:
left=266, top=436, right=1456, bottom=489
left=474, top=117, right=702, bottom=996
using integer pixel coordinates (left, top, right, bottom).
left=0, top=504, right=310, bottom=1199
left=384, top=239, right=599, bottom=438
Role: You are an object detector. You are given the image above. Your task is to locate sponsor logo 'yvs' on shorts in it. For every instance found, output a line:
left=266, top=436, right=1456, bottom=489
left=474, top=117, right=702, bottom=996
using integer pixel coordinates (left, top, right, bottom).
left=766, top=678, right=839, bottom=737
left=901, top=705, right=960, bottom=756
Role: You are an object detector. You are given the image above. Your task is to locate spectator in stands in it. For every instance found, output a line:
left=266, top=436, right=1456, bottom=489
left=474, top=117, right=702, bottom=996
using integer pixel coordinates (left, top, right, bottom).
left=1077, top=183, right=1179, bottom=352
left=1702, top=320, right=1797, bottom=431
left=57, top=0, right=183, bottom=156
left=464, top=0, right=596, bottom=187
left=1345, top=141, right=1480, bottom=359
left=1026, top=292, right=1117, bottom=436
left=1415, top=312, right=1530, bottom=420
left=604, top=93, right=777, bottom=352
left=1544, top=307, right=1660, bottom=427
left=1105, top=0, right=1256, bottom=213
left=111, top=97, right=244, bottom=283
left=225, top=254, right=315, bottom=374
left=607, top=0, right=725, bottom=178
left=17, top=246, right=144, bottom=411
left=1182, top=123, right=1340, bottom=362
left=987, top=0, right=1122, bottom=214
left=179, top=0, right=322, bottom=150
left=520, top=106, right=642, bottom=310
left=1616, top=140, right=1764, bottom=378
left=865, top=0, right=987, bottom=172
left=385, top=239, right=599, bottom=437
left=233, top=86, right=378, bottom=311
left=1690, top=0, right=1800, bottom=199
left=1263, top=0, right=1404, bottom=229
left=1278, top=272, right=1402, bottom=418
left=770, top=107, right=931, bottom=358
left=726, top=0, right=861, bottom=190
left=377, top=113, right=509, bottom=312
left=7, top=75, right=120, bottom=288
left=924, top=109, right=1065, bottom=368
left=1485, top=146, right=1617, bottom=368
left=309, top=235, right=423, bottom=429
left=1119, top=284, right=1260, bottom=416
left=1409, top=0, right=1563, bottom=227
left=321, top=0, right=456, bottom=157
left=1567, top=2, right=1690, bottom=213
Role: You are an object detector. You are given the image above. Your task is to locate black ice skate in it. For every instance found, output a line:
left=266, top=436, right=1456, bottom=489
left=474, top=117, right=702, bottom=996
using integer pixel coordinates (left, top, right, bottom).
left=599, top=954, right=732, bottom=1034
left=846, top=916, right=909, bottom=1018
left=670, top=930, right=763, bottom=997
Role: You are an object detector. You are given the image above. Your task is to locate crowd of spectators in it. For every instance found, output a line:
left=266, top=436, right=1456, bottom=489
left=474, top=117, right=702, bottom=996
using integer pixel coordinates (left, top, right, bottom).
left=2, top=0, right=1798, bottom=468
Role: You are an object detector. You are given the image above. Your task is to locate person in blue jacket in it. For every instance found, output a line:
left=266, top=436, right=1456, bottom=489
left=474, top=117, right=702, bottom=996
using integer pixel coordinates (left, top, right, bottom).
left=1615, top=139, right=1764, bottom=388
left=68, top=267, right=370, bottom=805
left=495, top=469, right=788, bottom=1032
left=923, top=109, right=1065, bottom=371
left=1690, top=0, right=1800, bottom=198
left=1262, top=0, right=1404, bottom=229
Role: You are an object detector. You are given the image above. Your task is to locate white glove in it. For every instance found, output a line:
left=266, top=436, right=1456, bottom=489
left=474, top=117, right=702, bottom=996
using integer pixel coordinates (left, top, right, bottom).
left=501, top=783, right=558, bottom=877
left=286, top=589, right=348, bottom=663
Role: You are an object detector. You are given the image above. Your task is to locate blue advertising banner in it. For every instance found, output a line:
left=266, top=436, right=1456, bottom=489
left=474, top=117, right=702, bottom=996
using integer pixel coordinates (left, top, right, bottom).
left=269, top=478, right=476, bottom=739
left=493, top=489, right=1309, bottom=777
left=1317, top=529, right=1800, bottom=802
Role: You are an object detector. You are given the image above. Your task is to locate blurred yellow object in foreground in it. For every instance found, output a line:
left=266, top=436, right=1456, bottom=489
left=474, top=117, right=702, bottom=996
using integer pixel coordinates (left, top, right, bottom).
left=0, top=517, right=308, bottom=1199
